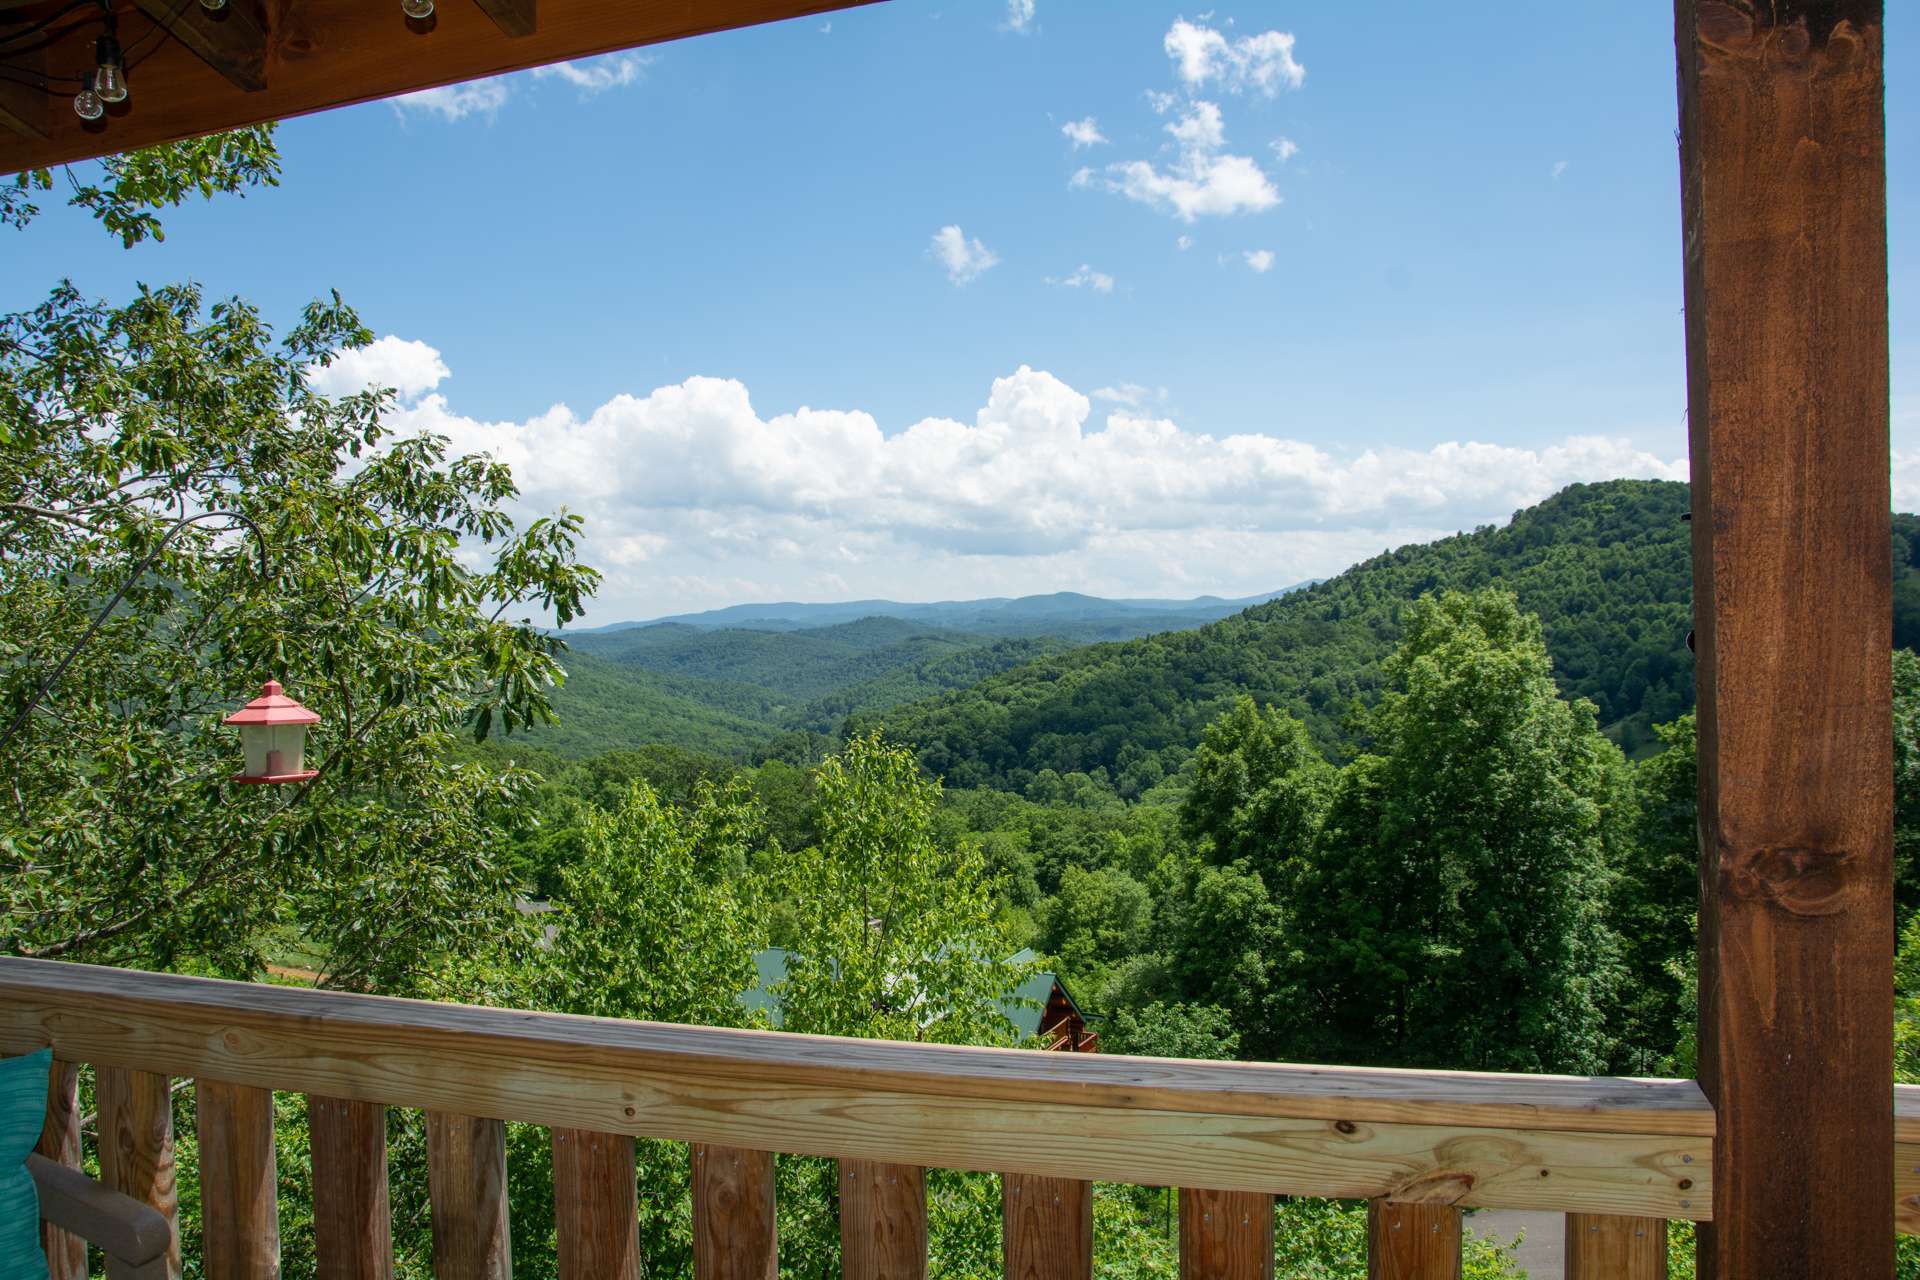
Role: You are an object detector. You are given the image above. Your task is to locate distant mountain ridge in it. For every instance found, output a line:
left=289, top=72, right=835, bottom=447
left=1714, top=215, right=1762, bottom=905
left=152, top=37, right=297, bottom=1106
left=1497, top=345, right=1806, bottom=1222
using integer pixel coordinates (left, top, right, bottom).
left=570, top=588, right=1301, bottom=638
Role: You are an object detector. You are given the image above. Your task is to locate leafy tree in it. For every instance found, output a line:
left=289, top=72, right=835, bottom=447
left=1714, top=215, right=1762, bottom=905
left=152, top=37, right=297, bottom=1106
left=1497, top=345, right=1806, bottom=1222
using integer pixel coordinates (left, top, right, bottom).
left=1038, top=864, right=1151, bottom=996
left=6, top=127, right=281, bottom=246
left=1180, top=694, right=1332, bottom=880
left=0, top=282, right=596, bottom=992
left=1280, top=590, right=1627, bottom=1073
left=1103, top=1001, right=1240, bottom=1060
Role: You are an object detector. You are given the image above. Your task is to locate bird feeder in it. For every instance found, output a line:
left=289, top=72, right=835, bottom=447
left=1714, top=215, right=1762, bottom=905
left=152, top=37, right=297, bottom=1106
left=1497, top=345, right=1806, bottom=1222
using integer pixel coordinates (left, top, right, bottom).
left=224, top=680, right=321, bottom=784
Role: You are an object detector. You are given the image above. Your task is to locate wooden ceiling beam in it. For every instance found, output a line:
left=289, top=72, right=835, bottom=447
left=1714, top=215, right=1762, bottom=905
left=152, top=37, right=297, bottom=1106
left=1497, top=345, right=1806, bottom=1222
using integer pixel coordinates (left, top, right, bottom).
left=0, top=47, right=50, bottom=140
left=471, top=0, right=534, bottom=39
left=131, top=0, right=269, bottom=93
left=0, top=0, right=880, bottom=174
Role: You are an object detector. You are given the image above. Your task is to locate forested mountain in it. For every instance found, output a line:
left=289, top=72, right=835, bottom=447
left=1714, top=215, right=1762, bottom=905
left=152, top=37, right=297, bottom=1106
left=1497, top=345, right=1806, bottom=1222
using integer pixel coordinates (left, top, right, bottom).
left=867, top=481, right=1920, bottom=793
left=577, top=588, right=1299, bottom=641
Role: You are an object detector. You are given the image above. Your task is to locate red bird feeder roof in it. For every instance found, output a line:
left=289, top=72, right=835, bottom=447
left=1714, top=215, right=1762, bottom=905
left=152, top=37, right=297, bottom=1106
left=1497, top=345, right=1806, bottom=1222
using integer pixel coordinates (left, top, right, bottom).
left=222, top=681, right=321, bottom=727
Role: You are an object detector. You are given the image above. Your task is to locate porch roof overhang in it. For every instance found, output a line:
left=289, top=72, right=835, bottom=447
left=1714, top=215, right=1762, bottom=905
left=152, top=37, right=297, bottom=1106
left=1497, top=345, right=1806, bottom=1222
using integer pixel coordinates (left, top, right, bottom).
left=0, top=0, right=882, bottom=175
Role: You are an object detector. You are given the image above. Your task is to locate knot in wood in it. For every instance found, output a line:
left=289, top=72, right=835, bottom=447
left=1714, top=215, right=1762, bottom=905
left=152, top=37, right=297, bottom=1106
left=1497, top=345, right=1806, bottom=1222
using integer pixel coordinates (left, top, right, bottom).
left=1722, top=841, right=1860, bottom=916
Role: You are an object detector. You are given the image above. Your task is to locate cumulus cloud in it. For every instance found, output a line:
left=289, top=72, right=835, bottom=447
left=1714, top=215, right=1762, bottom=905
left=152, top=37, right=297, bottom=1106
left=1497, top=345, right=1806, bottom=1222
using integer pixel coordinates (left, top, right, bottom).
left=1005, top=0, right=1035, bottom=31
left=1177, top=235, right=1194, bottom=250
left=1086, top=78, right=1280, bottom=221
left=393, top=78, right=512, bottom=122
left=1165, top=18, right=1305, bottom=96
left=1047, top=264, right=1115, bottom=293
left=1272, top=136, right=1299, bottom=163
left=1243, top=249, right=1275, bottom=274
left=931, top=225, right=1000, bottom=285
left=1092, top=383, right=1163, bottom=407
left=1061, top=116, right=1107, bottom=149
left=358, top=342, right=1688, bottom=618
left=306, top=336, right=450, bottom=400
left=534, top=52, right=653, bottom=94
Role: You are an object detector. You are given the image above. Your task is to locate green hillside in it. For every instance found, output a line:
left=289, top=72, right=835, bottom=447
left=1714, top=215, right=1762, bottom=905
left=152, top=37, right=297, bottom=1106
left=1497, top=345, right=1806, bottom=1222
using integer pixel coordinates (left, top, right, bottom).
left=869, top=480, right=1920, bottom=793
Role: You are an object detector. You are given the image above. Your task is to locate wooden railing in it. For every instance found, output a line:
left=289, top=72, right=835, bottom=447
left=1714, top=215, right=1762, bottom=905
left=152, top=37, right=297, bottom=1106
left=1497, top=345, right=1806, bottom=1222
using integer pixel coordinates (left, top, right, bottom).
left=4, top=957, right=1912, bottom=1279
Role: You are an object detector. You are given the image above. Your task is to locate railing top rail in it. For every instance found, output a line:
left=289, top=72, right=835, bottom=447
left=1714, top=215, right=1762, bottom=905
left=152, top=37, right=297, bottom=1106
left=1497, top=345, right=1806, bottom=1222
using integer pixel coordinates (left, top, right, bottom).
left=0, top=958, right=1708, bottom=1136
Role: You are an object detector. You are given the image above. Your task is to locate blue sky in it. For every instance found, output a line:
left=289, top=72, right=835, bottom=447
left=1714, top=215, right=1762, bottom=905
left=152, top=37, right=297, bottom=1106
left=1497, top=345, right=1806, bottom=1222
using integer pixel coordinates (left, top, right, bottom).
left=4, top=1, right=1915, bottom=621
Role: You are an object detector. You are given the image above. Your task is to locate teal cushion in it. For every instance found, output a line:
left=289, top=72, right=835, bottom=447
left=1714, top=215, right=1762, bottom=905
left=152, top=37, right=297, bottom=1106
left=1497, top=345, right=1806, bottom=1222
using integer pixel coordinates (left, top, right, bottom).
left=0, top=1049, right=49, bottom=1280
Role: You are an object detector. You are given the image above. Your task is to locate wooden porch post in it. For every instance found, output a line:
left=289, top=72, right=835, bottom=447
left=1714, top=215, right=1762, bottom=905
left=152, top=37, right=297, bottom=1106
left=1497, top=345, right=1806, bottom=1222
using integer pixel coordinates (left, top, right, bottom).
left=1675, top=2, right=1892, bottom=1277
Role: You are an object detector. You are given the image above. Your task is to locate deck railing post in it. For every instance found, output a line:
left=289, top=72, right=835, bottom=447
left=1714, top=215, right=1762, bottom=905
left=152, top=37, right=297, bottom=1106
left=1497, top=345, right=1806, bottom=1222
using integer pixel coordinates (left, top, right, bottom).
left=838, top=1159, right=927, bottom=1280
left=691, top=1144, right=777, bottom=1280
left=1365, top=1200, right=1460, bottom=1280
left=35, top=1057, right=87, bottom=1280
left=1674, top=1, right=1892, bottom=1276
left=1178, top=1187, right=1273, bottom=1280
left=1001, top=1174, right=1092, bottom=1280
left=308, top=1096, right=393, bottom=1280
left=1565, top=1213, right=1666, bottom=1279
left=424, top=1112, right=511, bottom=1280
left=551, top=1128, right=640, bottom=1280
left=96, top=1067, right=180, bottom=1280
left=195, top=1078, right=279, bottom=1280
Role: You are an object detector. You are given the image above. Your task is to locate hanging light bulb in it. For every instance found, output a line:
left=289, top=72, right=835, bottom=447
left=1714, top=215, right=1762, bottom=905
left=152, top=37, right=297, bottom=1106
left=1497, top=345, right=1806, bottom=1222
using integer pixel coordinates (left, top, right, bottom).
left=92, top=33, right=126, bottom=103
left=72, top=87, right=104, bottom=120
left=199, top=0, right=226, bottom=9
left=400, top=0, right=433, bottom=16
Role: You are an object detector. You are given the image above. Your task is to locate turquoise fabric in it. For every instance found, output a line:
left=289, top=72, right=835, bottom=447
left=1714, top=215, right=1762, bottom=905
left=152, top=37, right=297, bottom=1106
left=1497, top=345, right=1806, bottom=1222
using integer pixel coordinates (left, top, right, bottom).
left=0, top=1049, right=49, bottom=1280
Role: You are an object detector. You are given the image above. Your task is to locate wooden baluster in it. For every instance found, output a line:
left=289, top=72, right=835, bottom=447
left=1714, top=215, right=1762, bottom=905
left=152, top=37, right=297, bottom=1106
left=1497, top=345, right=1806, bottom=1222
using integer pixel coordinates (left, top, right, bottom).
left=1565, top=1214, right=1666, bottom=1280
left=1001, top=1173, right=1091, bottom=1280
left=1366, top=1201, right=1460, bottom=1280
left=35, top=1057, right=87, bottom=1280
left=309, top=1097, right=393, bottom=1280
left=839, top=1159, right=926, bottom=1280
left=196, top=1079, right=279, bottom=1280
left=691, top=1144, right=776, bottom=1280
left=425, top=1112, right=511, bottom=1280
left=552, top=1128, right=639, bottom=1280
left=97, top=1067, right=181, bottom=1280
left=1179, top=1188, right=1273, bottom=1280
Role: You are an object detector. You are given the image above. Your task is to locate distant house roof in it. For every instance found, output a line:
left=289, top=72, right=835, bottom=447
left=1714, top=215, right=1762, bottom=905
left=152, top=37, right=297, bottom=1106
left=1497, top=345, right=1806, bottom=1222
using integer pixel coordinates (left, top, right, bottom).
left=739, top=945, right=1085, bottom=1041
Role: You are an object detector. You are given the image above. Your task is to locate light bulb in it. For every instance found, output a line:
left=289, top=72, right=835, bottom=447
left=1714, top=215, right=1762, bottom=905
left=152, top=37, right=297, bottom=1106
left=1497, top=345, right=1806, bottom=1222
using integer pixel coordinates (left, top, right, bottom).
left=400, top=0, right=433, bottom=16
left=199, top=0, right=226, bottom=9
left=73, top=87, right=103, bottom=120
left=92, top=34, right=126, bottom=104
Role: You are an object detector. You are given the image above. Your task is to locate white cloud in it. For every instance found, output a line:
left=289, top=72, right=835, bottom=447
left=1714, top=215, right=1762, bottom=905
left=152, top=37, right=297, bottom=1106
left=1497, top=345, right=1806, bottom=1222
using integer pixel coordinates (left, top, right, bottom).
left=1092, top=383, right=1164, bottom=408
left=1165, top=18, right=1305, bottom=96
left=1005, top=0, right=1035, bottom=31
left=370, top=352, right=1689, bottom=618
left=393, top=78, right=511, bottom=122
left=1243, top=249, right=1275, bottom=273
left=1272, top=136, right=1299, bottom=163
left=1145, top=89, right=1178, bottom=115
left=534, top=52, right=653, bottom=94
left=1088, top=95, right=1278, bottom=222
left=306, top=336, right=451, bottom=400
left=1047, top=264, right=1115, bottom=293
left=1177, top=235, right=1194, bottom=251
left=1061, top=116, right=1108, bottom=149
left=1552, top=159, right=1569, bottom=179
left=931, top=225, right=1000, bottom=285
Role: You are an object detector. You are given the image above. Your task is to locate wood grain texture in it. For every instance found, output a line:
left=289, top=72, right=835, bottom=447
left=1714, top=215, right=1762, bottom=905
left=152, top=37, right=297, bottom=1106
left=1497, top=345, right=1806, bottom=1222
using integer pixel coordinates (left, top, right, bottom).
left=0, top=959, right=1710, bottom=1219
left=35, top=1057, right=87, bottom=1280
left=1001, top=1174, right=1091, bottom=1280
left=0, top=46, right=48, bottom=141
left=471, top=0, right=536, bottom=37
left=132, top=0, right=269, bottom=91
left=425, top=1112, right=511, bottom=1280
left=1178, top=1187, right=1272, bottom=1280
left=839, top=1160, right=926, bottom=1280
left=196, top=1078, right=279, bottom=1280
left=1566, top=1214, right=1666, bottom=1279
left=1675, top=1, right=1892, bottom=1277
left=0, top=0, right=881, bottom=173
left=309, top=1096, right=393, bottom=1280
left=96, top=1067, right=181, bottom=1280
left=552, top=1128, right=639, bottom=1280
left=1366, top=1201, right=1460, bottom=1280
left=692, top=1145, right=776, bottom=1280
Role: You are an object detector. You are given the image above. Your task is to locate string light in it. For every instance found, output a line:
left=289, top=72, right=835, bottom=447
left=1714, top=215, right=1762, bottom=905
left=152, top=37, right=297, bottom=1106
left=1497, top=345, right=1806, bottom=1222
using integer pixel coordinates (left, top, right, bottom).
left=199, top=0, right=226, bottom=9
left=400, top=0, right=433, bottom=16
left=72, top=86, right=102, bottom=119
left=92, top=30, right=126, bottom=102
